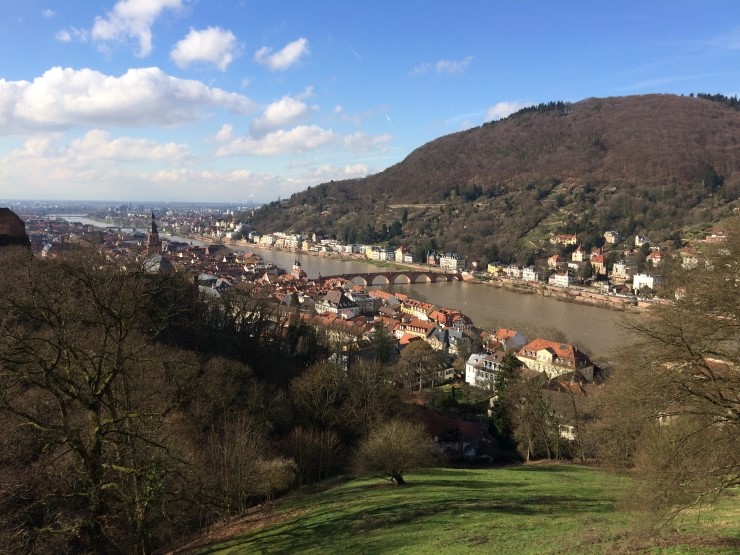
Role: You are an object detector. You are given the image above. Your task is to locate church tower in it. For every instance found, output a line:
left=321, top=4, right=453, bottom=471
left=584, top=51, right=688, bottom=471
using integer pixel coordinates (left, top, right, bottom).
left=291, top=258, right=307, bottom=279
left=147, top=211, right=161, bottom=254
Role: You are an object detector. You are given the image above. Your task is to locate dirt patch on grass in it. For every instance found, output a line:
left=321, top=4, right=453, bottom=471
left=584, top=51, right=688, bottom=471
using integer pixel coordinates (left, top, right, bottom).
left=162, top=503, right=304, bottom=554
left=576, top=528, right=740, bottom=554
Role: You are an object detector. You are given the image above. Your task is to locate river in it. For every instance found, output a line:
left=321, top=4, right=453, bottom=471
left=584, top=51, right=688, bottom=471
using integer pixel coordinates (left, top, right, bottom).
left=61, top=216, right=637, bottom=360
left=234, top=245, right=636, bottom=361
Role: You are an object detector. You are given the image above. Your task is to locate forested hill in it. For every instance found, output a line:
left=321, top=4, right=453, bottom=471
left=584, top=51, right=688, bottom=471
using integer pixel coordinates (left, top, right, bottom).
left=248, top=94, right=740, bottom=263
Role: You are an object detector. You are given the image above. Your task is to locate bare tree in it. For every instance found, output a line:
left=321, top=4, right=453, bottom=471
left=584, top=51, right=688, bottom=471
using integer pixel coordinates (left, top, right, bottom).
left=506, top=375, right=558, bottom=461
left=597, top=217, right=740, bottom=516
left=289, top=361, right=349, bottom=430
left=283, top=426, right=345, bottom=486
left=354, top=419, right=434, bottom=485
left=0, top=248, right=199, bottom=553
left=346, top=360, right=402, bottom=435
left=398, top=340, right=444, bottom=391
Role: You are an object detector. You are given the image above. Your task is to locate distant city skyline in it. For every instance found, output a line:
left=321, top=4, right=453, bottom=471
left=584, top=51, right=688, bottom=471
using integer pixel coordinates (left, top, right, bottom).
left=1, top=1, right=739, bottom=203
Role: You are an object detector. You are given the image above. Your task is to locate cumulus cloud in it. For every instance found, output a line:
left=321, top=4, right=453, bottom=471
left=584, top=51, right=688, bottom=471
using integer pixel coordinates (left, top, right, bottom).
left=342, top=131, right=392, bottom=152
left=55, top=27, right=89, bottom=43
left=484, top=100, right=532, bottom=121
left=7, top=130, right=188, bottom=165
left=66, top=129, right=189, bottom=163
left=0, top=130, right=194, bottom=200
left=42, top=9, right=56, bottom=18
left=146, top=168, right=298, bottom=201
left=250, top=89, right=315, bottom=136
left=307, top=163, right=371, bottom=179
left=0, top=67, right=256, bottom=134
left=214, top=123, right=234, bottom=142
left=254, top=37, right=309, bottom=71
left=412, top=55, right=474, bottom=76
left=216, top=124, right=338, bottom=156
left=91, top=0, right=183, bottom=57
left=171, top=27, right=241, bottom=70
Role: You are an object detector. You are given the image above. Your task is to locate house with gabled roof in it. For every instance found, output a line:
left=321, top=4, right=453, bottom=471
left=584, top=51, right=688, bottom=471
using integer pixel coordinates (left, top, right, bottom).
left=516, top=338, right=594, bottom=381
left=396, top=318, right=437, bottom=340
left=314, top=289, right=360, bottom=319
left=647, top=248, right=663, bottom=267
left=492, top=328, right=526, bottom=351
left=400, top=298, right=435, bottom=320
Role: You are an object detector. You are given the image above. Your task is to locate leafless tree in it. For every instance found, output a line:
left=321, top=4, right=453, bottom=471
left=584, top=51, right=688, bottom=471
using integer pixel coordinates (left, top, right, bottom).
left=597, top=217, right=740, bottom=517
left=353, top=419, right=434, bottom=485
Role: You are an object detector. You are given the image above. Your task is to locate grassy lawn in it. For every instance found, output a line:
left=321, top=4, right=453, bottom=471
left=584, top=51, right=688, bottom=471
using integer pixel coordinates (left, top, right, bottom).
left=185, top=465, right=739, bottom=555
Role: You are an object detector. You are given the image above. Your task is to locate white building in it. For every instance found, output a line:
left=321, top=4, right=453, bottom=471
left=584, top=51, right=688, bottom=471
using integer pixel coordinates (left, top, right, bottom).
left=635, top=235, right=651, bottom=247
left=633, top=273, right=663, bottom=292
left=504, top=265, right=522, bottom=279
left=611, top=259, right=635, bottom=280
left=464, top=352, right=506, bottom=389
left=440, top=253, right=465, bottom=272
left=548, top=271, right=577, bottom=288
left=522, top=266, right=540, bottom=282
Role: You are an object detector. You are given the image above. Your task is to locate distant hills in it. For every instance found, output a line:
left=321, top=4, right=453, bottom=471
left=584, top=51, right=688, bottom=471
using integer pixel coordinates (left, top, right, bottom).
left=248, top=94, right=740, bottom=263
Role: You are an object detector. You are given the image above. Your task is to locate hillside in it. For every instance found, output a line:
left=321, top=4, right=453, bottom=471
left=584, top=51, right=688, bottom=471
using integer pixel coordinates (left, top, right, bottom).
left=249, top=94, right=740, bottom=263
left=176, top=465, right=740, bottom=554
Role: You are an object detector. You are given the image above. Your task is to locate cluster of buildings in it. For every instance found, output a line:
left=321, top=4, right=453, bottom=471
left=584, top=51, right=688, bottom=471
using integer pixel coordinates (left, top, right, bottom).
left=248, top=230, right=467, bottom=272
left=488, top=228, right=726, bottom=297
left=6, top=207, right=598, bottom=398
left=465, top=331, right=595, bottom=389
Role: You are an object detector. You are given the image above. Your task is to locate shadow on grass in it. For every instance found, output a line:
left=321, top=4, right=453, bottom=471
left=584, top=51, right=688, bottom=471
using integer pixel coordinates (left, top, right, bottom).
left=197, top=467, right=618, bottom=555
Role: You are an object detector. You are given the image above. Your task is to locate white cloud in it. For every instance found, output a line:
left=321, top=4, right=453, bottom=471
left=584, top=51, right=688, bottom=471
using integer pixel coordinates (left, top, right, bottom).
left=214, top=124, right=234, bottom=142
left=485, top=101, right=532, bottom=121
left=217, top=124, right=337, bottom=156
left=66, top=130, right=189, bottom=163
left=147, top=168, right=288, bottom=201
left=250, top=91, right=315, bottom=136
left=171, top=27, right=241, bottom=71
left=412, top=55, right=474, bottom=76
left=254, top=37, right=309, bottom=71
left=42, top=9, right=56, bottom=18
left=0, top=67, right=256, bottom=134
left=91, top=0, right=183, bottom=57
left=342, top=132, right=392, bottom=152
left=308, top=163, right=371, bottom=179
left=55, top=27, right=89, bottom=43
left=0, top=130, right=193, bottom=200
left=7, top=130, right=188, bottom=166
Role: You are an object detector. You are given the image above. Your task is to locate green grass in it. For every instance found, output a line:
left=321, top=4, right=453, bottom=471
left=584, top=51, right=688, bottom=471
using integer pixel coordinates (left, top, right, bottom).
left=187, top=465, right=739, bottom=555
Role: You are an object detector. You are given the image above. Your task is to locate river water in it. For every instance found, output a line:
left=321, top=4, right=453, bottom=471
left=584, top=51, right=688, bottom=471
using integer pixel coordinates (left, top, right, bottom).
left=61, top=217, right=637, bottom=360
left=234, top=245, right=636, bottom=361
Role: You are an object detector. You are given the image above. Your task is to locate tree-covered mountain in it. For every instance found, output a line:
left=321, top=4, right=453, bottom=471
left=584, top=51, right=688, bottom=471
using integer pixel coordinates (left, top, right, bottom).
left=248, top=94, right=740, bottom=264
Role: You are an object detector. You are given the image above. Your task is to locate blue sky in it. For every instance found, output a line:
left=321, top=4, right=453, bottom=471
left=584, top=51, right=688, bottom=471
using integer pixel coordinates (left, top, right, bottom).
left=1, top=0, right=739, bottom=203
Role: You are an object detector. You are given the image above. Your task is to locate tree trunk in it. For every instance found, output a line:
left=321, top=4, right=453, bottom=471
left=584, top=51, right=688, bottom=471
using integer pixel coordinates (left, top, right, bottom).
left=392, top=473, right=406, bottom=486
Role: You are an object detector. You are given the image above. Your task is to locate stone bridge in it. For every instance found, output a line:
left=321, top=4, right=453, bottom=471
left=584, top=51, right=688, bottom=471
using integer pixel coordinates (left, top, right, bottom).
left=321, top=270, right=461, bottom=286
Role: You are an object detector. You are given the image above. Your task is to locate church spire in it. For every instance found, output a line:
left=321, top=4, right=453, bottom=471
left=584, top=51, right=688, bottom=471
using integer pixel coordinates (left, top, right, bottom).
left=147, top=211, right=161, bottom=253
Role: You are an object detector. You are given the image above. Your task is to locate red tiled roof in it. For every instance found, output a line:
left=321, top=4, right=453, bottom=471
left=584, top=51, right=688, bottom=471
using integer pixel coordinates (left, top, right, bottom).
left=517, top=338, right=592, bottom=367
left=494, top=328, right=519, bottom=341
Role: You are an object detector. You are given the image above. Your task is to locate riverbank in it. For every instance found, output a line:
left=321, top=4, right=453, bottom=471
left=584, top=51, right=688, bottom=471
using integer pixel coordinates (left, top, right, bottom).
left=482, top=277, right=647, bottom=313
left=76, top=217, right=648, bottom=315
left=197, top=236, right=650, bottom=313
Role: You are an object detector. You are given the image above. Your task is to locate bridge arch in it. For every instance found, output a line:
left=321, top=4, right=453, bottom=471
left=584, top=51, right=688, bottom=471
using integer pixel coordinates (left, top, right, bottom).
left=369, top=274, right=390, bottom=286
left=392, top=273, right=412, bottom=284
left=349, top=276, right=368, bottom=286
left=413, top=274, right=432, bottom=283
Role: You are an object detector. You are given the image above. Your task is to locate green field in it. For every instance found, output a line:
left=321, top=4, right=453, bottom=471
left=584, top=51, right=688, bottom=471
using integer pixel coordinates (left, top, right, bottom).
left=186, top=465, right=739, bottom=555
